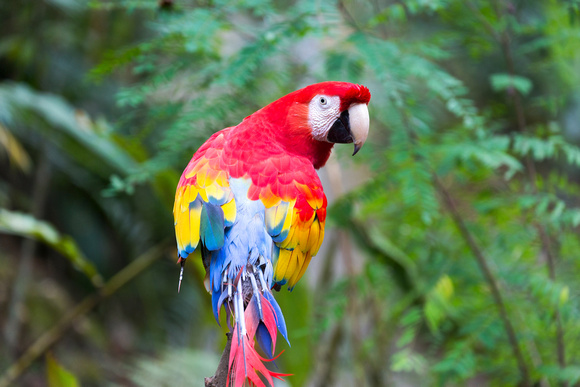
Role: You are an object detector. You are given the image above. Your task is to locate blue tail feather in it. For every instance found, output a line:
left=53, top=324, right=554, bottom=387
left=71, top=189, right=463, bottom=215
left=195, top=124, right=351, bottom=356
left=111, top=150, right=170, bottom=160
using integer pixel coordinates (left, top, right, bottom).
left=211, top=288, right=222, bottom=325
left=256, top=322, right=273, bottom=359
left=264, top=291, right=289, bottom=345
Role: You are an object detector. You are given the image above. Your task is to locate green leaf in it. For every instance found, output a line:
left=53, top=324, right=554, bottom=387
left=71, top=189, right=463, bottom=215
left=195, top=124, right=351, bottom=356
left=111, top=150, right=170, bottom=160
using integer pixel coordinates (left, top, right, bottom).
left=391, top=348, right=427, bottom=373
left=538, top=364, right=580, bottom=385
left=0, top=122, right=31, bottom=172
left=0, top=83, right=138, bottom=178
left=0, top=209, right=103, bottom=287
left=367, top=225, right=418, bottom=279
left=425, top=275, right=454, bottom=332
left=433, top=343, right=476, bottom=379
left=46, top=353, right=80, bottom=387
left=490, top=73, right=533, bottom=96
left=559, top=286, right=569, bottom=305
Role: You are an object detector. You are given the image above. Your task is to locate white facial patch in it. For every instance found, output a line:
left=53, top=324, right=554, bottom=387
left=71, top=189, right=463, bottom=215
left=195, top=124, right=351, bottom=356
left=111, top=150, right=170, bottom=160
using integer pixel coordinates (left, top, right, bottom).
left=308, top=95, right=341, bottom=141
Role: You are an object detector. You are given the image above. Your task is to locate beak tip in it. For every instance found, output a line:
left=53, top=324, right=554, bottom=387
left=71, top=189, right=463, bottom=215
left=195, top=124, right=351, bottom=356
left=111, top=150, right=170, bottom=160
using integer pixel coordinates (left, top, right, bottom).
left=352, top=143, right=362, bottom=156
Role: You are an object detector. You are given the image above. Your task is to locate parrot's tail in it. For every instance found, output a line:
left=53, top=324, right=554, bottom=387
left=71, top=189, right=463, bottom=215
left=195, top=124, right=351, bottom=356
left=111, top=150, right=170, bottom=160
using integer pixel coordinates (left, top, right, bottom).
left=220, top=263, right=290, bottom=387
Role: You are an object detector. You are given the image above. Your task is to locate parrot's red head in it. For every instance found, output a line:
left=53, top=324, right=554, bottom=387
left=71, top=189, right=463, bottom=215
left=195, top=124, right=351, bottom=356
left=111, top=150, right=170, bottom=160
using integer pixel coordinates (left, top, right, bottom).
left=250, top=81, right=371, bottom=169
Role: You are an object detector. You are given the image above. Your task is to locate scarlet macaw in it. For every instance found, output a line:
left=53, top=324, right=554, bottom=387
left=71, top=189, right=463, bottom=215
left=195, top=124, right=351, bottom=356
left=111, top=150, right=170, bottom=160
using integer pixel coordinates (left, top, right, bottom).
left=173, top=82, right=371, bottom=386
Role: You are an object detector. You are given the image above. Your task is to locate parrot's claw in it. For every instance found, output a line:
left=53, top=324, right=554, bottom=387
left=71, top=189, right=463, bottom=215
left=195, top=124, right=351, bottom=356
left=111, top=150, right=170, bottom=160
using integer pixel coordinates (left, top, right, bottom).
left=258, top=268, right=269, bottom=293
left=249, top=269, right=263, bottom=319
left=236, top=277, right=247, bottom=336
left=218, top=261, right=275, bottom=334
left=177, top=259, right=186, bottom=293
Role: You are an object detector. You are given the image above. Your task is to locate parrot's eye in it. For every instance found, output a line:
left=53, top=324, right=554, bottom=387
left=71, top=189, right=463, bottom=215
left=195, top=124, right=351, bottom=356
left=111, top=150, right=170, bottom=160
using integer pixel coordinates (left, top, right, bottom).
left=314, top=95, right=336, bottom=110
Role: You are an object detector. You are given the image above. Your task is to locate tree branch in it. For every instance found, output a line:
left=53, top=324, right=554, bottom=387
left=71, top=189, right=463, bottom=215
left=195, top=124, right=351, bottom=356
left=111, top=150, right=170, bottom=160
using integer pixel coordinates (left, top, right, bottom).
left=3, top=151, right=51, bottom=362
left=433, top=175, right=530, bottom=386
left=396, top=103, right=531, bottom=385
left=493, top=0, right=566, bottom=372
left=0, top=243, right=168, bottom=387
left=204, top=333, right=232, bottom=387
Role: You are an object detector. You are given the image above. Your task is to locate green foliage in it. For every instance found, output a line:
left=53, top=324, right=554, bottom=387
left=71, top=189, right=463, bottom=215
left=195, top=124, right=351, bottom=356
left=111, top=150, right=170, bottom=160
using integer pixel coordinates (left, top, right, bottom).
left=0, top=83, right=137, bottom=179
left=3, top=0, right=580, bottom=386
left=321, top=0, right=580, bottom=385
left=490, top=73, right=533, bottom=96
left=0, top=209, right=103, bottom=287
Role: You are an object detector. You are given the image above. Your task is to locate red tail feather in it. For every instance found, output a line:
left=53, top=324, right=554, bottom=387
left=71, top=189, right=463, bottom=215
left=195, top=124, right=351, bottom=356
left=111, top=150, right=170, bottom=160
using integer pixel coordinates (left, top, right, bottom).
left=227, top=293, right=291, bottom=387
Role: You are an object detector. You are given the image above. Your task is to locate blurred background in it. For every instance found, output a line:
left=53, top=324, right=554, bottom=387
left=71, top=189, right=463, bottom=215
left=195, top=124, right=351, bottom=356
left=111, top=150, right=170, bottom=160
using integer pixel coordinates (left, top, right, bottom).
left=1, top=0, right=580, bottom=386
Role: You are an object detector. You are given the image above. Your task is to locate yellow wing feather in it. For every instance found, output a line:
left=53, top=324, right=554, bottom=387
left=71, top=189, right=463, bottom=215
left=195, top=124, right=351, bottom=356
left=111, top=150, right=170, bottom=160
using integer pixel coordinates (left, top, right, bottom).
left=269, top=193, right=326, bottom=288
left=174, top=143, right=235, bottom=258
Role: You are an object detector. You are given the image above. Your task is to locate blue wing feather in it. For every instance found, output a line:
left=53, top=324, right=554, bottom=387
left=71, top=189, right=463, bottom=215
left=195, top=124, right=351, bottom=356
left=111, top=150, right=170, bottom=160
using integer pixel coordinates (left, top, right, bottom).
left=200, top=203, right=225, bottom=251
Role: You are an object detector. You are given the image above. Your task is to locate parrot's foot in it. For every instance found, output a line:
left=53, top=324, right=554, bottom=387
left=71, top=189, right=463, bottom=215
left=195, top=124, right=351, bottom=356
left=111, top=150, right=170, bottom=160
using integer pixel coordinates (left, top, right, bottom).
left=228, top=261, right=269, bottom=330
left=213, top=256, right=273, bottom=328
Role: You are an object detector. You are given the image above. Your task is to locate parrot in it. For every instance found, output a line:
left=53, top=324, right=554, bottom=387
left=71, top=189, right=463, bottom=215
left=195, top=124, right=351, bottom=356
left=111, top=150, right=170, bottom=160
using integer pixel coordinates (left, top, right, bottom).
left=173, top=81, right=371, bottom=386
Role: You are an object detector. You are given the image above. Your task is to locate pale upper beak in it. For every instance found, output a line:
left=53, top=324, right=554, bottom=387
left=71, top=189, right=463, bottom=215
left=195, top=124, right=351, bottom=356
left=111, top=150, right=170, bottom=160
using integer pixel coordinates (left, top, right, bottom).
left=326, top=103, right=370, bottom=156
left=348, top=103, right=370, bottom=156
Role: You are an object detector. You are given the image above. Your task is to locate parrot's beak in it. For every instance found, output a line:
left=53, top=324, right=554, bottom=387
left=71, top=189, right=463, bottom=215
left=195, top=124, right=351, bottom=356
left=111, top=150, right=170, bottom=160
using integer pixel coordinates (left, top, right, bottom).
left=326, top=103, right=370, bottom=156
left=348, top=103, right=370, bottom=156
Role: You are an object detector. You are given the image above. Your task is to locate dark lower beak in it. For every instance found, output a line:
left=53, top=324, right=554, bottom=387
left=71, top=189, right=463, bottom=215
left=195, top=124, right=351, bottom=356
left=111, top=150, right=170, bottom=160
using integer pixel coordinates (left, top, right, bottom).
left=327, top=104, right=369, bottom=156
left=327, top=110, right=354, bottom=146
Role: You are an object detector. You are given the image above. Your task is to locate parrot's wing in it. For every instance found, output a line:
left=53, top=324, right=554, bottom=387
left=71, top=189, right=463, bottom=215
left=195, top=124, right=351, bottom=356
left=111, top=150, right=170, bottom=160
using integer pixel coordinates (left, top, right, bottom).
left=175, top=132, right=326, bottom=291
left=173, top=130, right=236, bottom=262
left=247, top=154, right=327, bottom=290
